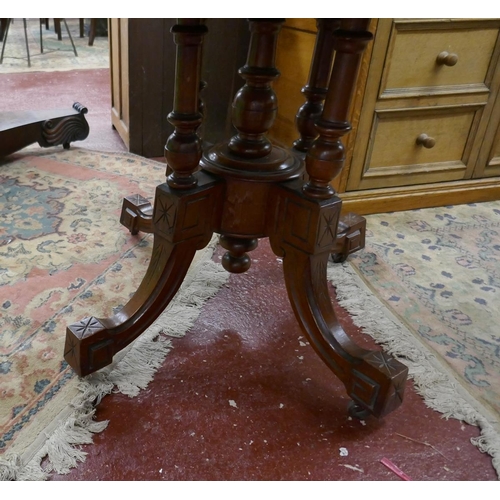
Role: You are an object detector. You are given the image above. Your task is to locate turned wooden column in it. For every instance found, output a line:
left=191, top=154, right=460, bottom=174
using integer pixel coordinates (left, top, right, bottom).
left=202, top=19, right=302, bottom=274
left=166, top=19, right=207, bottom=190
left=228, top=19, right=282, bottom=159
left=303, top=19, right=373, bottom=199
left=293, top=19, right=340, bottom=153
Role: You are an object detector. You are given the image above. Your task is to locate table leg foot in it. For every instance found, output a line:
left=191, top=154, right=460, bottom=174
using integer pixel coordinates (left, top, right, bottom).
left=331, top=212, right=366, bottom=263
left=282, top=247, right=408, bottom=418
left=348, top=400, right=372, bottom=420
left=120, top=194, right=153, bottom=235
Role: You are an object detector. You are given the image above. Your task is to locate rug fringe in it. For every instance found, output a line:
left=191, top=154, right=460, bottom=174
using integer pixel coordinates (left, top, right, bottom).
left=0, top=237, right=229, bottom=480
left=328, top=260, right=500, bottom=478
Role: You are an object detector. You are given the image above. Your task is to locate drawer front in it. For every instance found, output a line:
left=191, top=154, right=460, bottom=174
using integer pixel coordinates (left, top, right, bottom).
left=351, top=106, right=481, bottom=190
left=493, top=133, right=500, bottom=164
left=380, top=20, right=500, bottom=97
left=477, top=123, right=500, bottom=177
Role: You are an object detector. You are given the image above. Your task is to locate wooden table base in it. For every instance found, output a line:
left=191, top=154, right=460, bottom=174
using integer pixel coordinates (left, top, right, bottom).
left=64, top=19, right=408, bottom=420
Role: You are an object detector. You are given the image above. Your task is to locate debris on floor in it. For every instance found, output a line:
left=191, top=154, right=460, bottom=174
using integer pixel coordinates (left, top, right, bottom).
left=380, top=457, right=412, bottom=481
left=395, top=432, right=448, bottom=460
left=339, top=464, right=364, bottom=473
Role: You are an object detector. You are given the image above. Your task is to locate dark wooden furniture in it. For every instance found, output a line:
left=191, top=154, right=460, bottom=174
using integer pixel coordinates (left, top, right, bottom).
left=0, top=102, right=89, bottom=157
left=64, top=19, right=408, bottom=419
left=109, top=19, right=249, bottom=158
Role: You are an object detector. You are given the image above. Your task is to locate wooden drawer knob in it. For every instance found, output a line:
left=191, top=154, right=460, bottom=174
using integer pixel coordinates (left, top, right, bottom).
left=436, top=51, right=458, bottom=66
left=416, top=133, right=436, bottom=149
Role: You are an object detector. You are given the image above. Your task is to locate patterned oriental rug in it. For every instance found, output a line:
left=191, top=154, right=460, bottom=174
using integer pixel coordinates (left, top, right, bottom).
left=0, top=149, right=228, bottom=480
left=0, top=18, right=109, bottom=74
left=329, top=202, right=500, bottom=477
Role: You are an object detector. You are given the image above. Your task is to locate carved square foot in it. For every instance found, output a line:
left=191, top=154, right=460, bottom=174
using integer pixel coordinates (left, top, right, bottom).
left=65, top=317, right=114, bottom=377
left=120, top=194, right=153, bottom=235
left=331, top=212, right=366, bottom=263
left=349, top=351, right=408, bottom=418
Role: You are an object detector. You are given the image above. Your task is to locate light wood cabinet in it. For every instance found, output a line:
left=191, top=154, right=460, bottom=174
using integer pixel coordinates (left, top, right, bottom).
left=475, top=85, right=500, bottom=178
left=270, top=18, right=500, bottom=215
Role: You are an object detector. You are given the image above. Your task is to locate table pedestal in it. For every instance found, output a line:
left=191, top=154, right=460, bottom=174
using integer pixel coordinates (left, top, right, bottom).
left=64, top=19, right=407, bottom=419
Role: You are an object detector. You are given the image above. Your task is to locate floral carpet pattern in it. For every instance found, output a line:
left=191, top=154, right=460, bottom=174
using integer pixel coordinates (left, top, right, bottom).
left=0, top=148, right=166, bottom=459
left=348, top=203, right=500, bottom=421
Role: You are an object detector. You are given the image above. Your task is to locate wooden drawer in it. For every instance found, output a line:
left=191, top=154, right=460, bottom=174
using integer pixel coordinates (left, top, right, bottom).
left=492, top=132, right=500, bottom=167
left=348, top=105, right=482, bottom=190
left=475, top=106, right=500, bottom=178
left=379, top=19, right=500, bottom=98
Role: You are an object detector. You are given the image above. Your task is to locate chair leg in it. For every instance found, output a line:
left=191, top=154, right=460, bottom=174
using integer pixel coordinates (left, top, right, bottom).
left=0, top=18, right=11, bottom=62
left=39, top=18, right=43, bottom=53
left=53, top=18, right=62, bottom=40
left=88, top=18, right=96, bottom=46
left=62, top=18, right=78, bottom=57
left=0, top=17, right=9, bottom=42
left=22, top=18, right=30, bottom=67
left=79, top=18, right=84, bottom=37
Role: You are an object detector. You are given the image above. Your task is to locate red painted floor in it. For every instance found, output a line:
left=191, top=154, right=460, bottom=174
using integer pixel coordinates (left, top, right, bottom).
left=45, top=242, right=495, bottom=481
left=1, top=67, right=498, bottom=481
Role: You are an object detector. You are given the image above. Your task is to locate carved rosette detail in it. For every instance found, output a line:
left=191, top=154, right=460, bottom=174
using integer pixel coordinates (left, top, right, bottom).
left=154, top=196, right=177, bottom=235
left=317, top=210, right=339, bottom=248
left=70, top=317, right=104, bottom=340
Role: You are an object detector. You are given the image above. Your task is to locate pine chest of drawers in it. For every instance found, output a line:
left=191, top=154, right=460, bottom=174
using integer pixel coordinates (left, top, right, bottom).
left=271, top=18, right=500, bottom=214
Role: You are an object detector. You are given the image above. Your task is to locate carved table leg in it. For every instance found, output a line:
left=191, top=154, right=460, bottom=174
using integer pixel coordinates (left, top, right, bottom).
left=331, top=212, right=366, bottom=263
left=292, top=19, right=370, bottom=263
left=120, top=194, right=154, bottom=235
left=293, top=19, right=340, bottom=153
left=276, top=19, right=408, bottom=417
left=268, top=181, right=408, bottom=418
left=65, top=173, right=222, bottom=376
left=65, top=20, right=215, bottom=377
